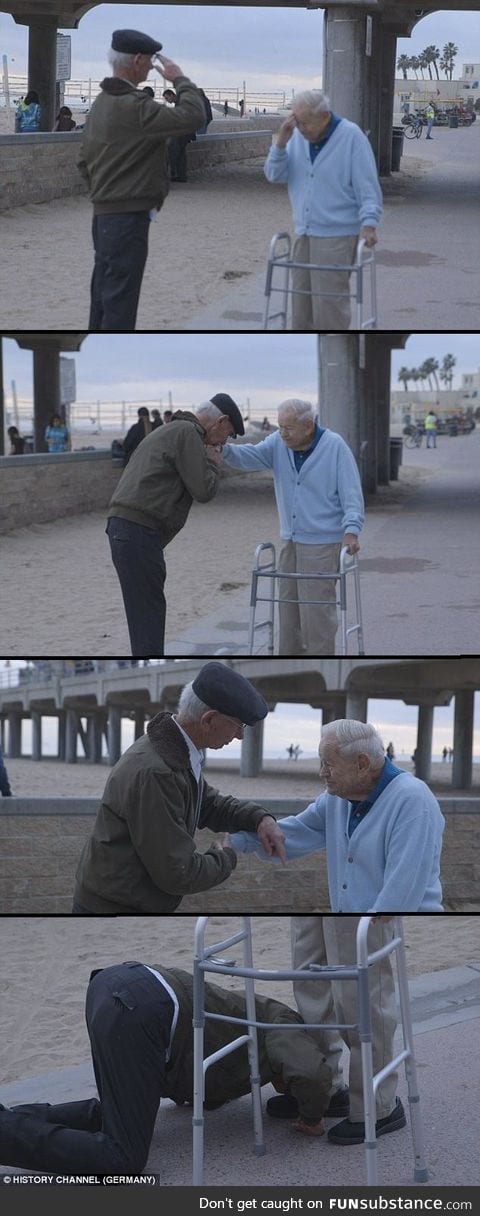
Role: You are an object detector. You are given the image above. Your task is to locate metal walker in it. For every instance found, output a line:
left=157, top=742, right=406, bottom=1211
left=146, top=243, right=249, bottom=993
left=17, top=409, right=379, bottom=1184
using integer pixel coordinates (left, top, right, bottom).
left=263, top=233, right=378, bottom=330
left=248, top=542, right=365, bottom=655
left=193, top=916, right=429, bottom=1187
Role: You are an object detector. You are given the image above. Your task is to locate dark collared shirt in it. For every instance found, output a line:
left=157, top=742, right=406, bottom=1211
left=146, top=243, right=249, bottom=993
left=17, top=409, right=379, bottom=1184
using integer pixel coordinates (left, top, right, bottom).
left=348, top=757, right=403, bottom=838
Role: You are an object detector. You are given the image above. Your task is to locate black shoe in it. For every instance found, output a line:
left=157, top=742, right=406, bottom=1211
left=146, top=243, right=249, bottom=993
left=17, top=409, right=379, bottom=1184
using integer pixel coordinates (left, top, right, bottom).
left=267, top=1087, right=349, bottom=1121
left=327, top=1097, right=406, bottom=1145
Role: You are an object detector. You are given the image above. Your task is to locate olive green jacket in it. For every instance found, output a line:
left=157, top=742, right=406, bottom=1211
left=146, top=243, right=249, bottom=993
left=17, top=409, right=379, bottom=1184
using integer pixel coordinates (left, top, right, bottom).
left=77, top=75, right=206, bottom=214
left=156, top=967, right=332, bottom=1121
left=74, top=713, right=269, bottom=914
left=108, top=411, right=218, bottom=544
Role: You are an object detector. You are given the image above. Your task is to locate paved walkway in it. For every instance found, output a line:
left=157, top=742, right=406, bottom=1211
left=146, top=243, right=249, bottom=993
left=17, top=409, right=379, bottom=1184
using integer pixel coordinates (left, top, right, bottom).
left=185, top=122, right=480, bottom=331
left=1, top=959, right=479, bottom=1185
left=167, top=428, right=480, bottom=656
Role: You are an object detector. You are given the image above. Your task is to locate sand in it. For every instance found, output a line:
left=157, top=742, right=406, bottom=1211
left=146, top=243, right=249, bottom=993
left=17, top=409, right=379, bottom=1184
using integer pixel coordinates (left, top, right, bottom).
left=0, top=913, right=478, bottom=1086
left=0, top=158, right=290, bottom=330
left=0, top=473, right=279, bottom=654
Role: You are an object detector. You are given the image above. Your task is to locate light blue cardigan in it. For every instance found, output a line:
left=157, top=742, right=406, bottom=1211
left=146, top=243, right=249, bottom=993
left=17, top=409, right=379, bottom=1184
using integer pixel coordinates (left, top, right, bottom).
left=231, top=773, right=445, bottom=912
left=222, top=428, right=364, bottom=544
left=264, top=119, right=383, bottom=237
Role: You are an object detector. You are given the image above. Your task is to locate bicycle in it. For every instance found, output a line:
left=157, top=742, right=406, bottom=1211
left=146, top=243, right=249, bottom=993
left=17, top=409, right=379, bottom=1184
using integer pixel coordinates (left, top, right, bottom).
left=403, top=424, right=425, bottom=448
left=402, top=115, right=423, bottom=139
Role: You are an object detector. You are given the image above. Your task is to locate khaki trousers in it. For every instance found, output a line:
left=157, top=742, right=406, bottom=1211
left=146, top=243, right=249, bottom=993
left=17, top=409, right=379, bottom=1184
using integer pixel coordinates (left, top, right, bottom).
left=291, top=917, right=398, bottom=1120
left=278, top=540, right=342, bottom=656
left=291, top=234, right=359, bottom=331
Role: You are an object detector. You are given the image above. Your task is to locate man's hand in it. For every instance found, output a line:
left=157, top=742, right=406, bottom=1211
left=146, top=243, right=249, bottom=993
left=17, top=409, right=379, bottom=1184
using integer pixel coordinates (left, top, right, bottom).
left=343, top=533, right=360, bottom=555
left=256, top=816, right=287, bottom=865
left=205, top=444, right=224, bottom=466
left=371, top=915, right=395, bottom=924
left=153, top=53, right=184, bottom=82
left=359, top=225, right=378, bottom=248
left=275, top=114, right=297, bottom=149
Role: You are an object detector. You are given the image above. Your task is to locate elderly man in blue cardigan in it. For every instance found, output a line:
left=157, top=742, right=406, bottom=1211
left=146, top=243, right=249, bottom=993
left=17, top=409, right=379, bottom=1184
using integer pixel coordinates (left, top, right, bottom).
left=230, top=719, right=445, bottom=1146
left=265, top=89, right=383, bottom=330
left=221, top=399, right=364, bottom=655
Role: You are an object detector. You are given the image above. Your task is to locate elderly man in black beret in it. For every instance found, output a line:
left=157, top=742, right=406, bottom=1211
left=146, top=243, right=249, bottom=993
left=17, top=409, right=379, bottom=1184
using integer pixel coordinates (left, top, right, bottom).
left=107, top=393, right=244, bottom=657
left=77, top=28, right=206, bottom=331
left=73, top=662, right=286, bottom=914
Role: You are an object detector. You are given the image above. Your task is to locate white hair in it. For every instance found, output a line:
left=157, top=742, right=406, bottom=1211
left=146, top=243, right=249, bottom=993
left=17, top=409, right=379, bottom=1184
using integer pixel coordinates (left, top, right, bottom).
left=195, top=400, right=224, bottom=426
left=293, top=90, right=331, bottom=115
left=278, top=399, right=316, bottom=422
left=108, top=49, right=136, bottom=72
left=177, top=683, right=211, bottom=721
left=321, top=720, right=385, bottom=765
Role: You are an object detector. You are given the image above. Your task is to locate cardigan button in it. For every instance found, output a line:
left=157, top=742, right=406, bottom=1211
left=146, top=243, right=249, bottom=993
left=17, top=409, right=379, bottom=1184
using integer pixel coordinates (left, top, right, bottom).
left=342, top=883, right=347, bottom=889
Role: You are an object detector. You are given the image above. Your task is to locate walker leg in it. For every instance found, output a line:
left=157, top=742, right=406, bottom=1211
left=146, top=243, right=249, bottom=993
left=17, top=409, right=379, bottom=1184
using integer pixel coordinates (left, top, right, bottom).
left=192, top=965, right=206, bottom=1184
left=358, top=967, right=378, bottom=1185
left=243, top=918, right=266, bottom=1156
left=354, top=566, right=365, bottom=655
left=394, top=922, right=429, bottom=1182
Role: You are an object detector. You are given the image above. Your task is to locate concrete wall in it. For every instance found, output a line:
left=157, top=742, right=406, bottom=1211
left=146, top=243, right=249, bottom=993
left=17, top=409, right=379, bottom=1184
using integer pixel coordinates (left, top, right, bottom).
left=0, top=128, right=274, bottom=211
left=0, top=799, right=478, bottom=914
left=0, top=450, right=122, bottom=532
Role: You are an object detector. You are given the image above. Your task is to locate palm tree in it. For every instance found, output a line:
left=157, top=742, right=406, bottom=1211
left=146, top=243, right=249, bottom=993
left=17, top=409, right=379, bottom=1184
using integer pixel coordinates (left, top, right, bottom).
left=441, top=353, right=457, bottom=390
left=421, top=47, right=435, bottom=81
left=417, top=362, right=431, bottom=390
left=423, top=45, right=441, bottom=81
left=417, top=52, right=429, bottom=80
left=421, top=358, right=440, bottom=392
left=398, top=367, right=413, bottom=391
left=440, top=42, right=458, bottom=81
left=397, top=54, right=411, bottom=80
left=409, top=56, right=421, bottom=80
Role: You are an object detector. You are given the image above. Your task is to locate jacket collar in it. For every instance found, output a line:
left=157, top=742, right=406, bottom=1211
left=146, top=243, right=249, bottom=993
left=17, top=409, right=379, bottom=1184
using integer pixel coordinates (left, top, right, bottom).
left=146, top=711, right=191, bottom=770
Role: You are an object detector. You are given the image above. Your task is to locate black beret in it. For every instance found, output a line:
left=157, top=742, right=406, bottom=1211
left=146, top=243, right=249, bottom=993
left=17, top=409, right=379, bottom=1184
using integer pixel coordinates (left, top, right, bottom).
left=192, top=662, right=268, bottom=726
left=210, top=392, right=245, bottom=437
left=111, top=29, right=162, bottom=55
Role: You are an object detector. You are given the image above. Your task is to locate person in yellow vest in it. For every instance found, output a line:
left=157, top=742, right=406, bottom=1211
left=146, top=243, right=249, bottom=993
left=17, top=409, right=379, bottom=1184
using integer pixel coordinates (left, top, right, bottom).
left=425, top=104, right=435, bottom=139
left=424, top=410, right=438, bottom=449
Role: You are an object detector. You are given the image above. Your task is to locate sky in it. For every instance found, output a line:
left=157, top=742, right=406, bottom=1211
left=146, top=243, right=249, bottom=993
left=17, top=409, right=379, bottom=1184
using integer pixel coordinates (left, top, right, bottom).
left=1, top=660, right=479, bottom=758
left=2, top=335, right=479, bottom=420
left=2, top=5, right=479, bottom=95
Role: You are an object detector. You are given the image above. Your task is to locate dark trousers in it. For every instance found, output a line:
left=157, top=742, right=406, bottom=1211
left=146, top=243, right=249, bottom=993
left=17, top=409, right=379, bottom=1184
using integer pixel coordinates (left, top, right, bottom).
left=0, top=964, right=174, bottom=1174
left=107, top=517, right=167, bottom=657
left=0, top=755, right=12, bottom=796
left=168, top=136, right=189, bottom=181
left=89, top=211, right=150, bottom=331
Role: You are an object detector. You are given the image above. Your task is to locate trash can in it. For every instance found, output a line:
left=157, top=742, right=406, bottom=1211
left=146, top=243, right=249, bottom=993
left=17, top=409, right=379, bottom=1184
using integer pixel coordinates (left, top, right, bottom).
left=389, top=437, right=403, bottom=480
left=391, top=127, right=404, bottom=171
left=449, top=115, right=458, bottom=128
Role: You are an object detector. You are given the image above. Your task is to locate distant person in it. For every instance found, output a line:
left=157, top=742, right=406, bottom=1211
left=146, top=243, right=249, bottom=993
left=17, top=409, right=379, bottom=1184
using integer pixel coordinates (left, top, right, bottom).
left=44, top=414, right=69, bottom=453
left=239, top=98, right=245, bottom=118
left=142, top=86, right=155, bottom=98
left=164, top=85, right=200, bottom=181
left=151, top=408, right=164, bottom=429
left=196, top=88, right=213, bottom=134
left=163, top=409, right=173, bottom=422
left=123, top=407, right=153, bottom=466
left=386, top=741, right=395, bottom=760
left=0, top=743, right=13, bottom=796
left=7, top=426, right=26, bottom=455
left=287, top=744, right=295, bottom=759
left=261, top=416, right=270, bottom=431
left=223, top=99, right=229, bottom=117
left=264, top=89, right=382, bottom=330
left=54, top=105, right=76, bottom=131
left=442, top=746, right=448, bottom=762
left=424, top=410, right=437, bottom=448
left=107, top=394, right=244, bottom=656
left=425, top=103, right=435, bottom=139
left=77, top=28, right=206, bottom=331
left=15, top=90, right=41, bottom=132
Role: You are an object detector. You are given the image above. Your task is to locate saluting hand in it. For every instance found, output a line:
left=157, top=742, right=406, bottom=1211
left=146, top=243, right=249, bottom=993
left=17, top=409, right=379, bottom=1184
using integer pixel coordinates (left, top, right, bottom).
left=154, top=53, right=184, bottom=82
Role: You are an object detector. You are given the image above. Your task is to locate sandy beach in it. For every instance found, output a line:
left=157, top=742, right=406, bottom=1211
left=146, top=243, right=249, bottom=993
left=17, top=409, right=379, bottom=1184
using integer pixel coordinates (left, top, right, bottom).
left=0, top=158, right=289, bottom=330
left=0, top=472, right=279, bottom=654
left=0, top=914, right=478, bottom=1086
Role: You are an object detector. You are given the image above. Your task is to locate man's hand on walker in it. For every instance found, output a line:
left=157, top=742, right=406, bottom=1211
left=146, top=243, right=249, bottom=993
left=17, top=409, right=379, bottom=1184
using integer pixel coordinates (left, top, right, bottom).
left=343, top=533, right=360, bottom=555
left=256, top=816, right=287, bottom=865
left=359, top=225, right=378, bottom=248
left=371, top=914, right=395, bottom=923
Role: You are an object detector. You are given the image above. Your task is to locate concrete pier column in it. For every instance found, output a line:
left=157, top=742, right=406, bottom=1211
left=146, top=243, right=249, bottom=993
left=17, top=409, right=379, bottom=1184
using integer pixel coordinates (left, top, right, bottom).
left=31, top=711, right=42, bottom=761
left=65, top=709, right=78, bottom=764
left=57, top=712, right=66, bottom=761
left=1, top=718, right=6, bottom=751
left=27, top=20, right=58, bottom=132
left=318, top=335, right=364, bottom=461
left=345, top=693, right=368, bottom=722
left=87, top=714, right=104, bottom=764
left=322, top=697, right=347, bottom=725
left=379, top=29, right=397, bottom=175
left=32, top=342, right=61, bottom=452
left=375, top=343, right=393, bottom=484
left=415, top=704, right=434, bottom=782
left=323, top=6, right=370, bottom=130
left=107, top=707, right=122, bottom=766
left=134, top=709, right=146, bottom=740
left=452, top=691, right=474, bottom=790
left=240, top=720, right=264, bottom=778
left=7, top=712, right=22, bottom=758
